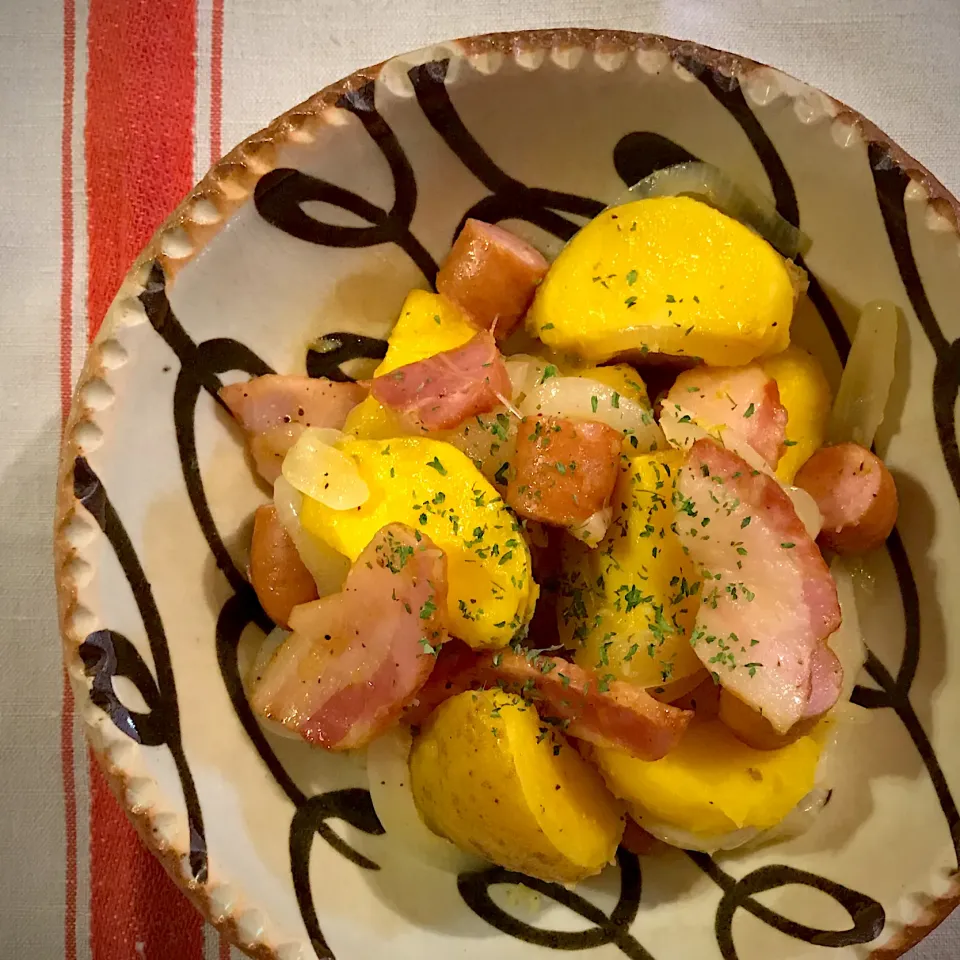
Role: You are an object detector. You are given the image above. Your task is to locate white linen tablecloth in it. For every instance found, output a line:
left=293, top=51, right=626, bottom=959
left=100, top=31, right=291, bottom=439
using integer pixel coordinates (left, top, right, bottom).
left=1, top=0, right=957, bottom=957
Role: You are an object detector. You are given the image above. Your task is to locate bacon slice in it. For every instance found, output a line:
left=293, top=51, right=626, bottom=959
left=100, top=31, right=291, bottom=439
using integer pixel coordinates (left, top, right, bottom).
left=804, top=643, right=843, bottom=718
left=506, top=416, right=621, bottom=528
left=436, top=219, right=548, bottom=339
left=250, top=504, right=318, bottom=628
left=667, top=364, right=787, bottom=468
left=220, top=375, right=366, bottom=483
left=677, top=439, right=841, bottom=734
left=250, top=523, right=447, bottom=750
left=369, top=332, right=512, bottom=432
left=794, top=442, right=898, bottom=555
left=404, top=640, right=691, bottom=761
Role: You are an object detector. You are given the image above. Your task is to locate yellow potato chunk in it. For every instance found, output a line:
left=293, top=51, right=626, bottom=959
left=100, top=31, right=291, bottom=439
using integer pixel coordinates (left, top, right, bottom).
left=559, top=450, right=702, bottom=689
left=529, top=197, right=794, bottom=366
left=593, top=719, right=822, bottom=836
left=343, top=289, right=477, bottom=440
left=411, top=690, right=624, bottom=882
left=761, top=345, right=832, bottom=484
left=575, top=363, right=649, bottom=405
left=300, top=437, right=535, bottom=648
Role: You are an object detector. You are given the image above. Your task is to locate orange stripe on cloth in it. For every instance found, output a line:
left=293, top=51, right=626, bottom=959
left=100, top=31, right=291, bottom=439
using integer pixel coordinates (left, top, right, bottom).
left=86, top=0, right=198, bottom=338
left=85, top=0, right=203, bottom=957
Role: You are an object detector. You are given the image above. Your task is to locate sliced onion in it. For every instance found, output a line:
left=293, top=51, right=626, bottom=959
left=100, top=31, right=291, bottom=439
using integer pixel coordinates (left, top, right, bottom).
left=635, top=785, right=829, bottom=854
left=828, top=300, right=899, bottom=449
left=520, top=376, right=665, bottom=451
left=660, top=404, right=769, bottom=475
left=367, top=726, right=486, bottom=873
left=786, top=485, right=822, bottom=539
left=244, top=627, right=302, bottom=740
left=442, top=406, right=518, bottom=488
left=281, top=426, right=369, bottom=510
left=273, top=475, right=350, bottom=596
left=569, top=506, right=612, bottom=548
left=634, top=814, right=760, bottom=853
left=828, top=557, right=868, bottom=707
left=616, top=162, right=811, bottom=259
left=504, top=355, right=551, bottom=406
left=245, top=626, right=289, bottom=693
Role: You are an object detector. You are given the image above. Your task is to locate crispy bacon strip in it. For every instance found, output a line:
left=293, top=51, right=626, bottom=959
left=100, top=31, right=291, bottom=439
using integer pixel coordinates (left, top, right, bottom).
left=667, top=365, right=787, bottom=469
left=250, top=524, right=447, bottom=750
left=405, top=640, right=691, bottom=761
left=220, top=375, right=366, bottom=483
left=677, top=439, right=841, bottom=734
left=369, top=332, right=511, bottom=432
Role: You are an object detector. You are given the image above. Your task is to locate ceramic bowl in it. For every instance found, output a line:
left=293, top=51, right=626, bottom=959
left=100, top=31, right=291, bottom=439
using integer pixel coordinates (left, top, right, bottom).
left=54, top=28, right=960, bottom=960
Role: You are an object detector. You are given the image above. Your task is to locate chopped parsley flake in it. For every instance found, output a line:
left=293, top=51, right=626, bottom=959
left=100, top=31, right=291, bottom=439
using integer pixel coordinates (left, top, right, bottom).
left=624, top=295, right=638, bottom=308
left=743, top=403, right=756, bottom=419
left=427, top=456, right=447, bottom=475
left=419, top=597, right=436, bottom=620
left=591, top=395, right=599, bottom=414
left=611, top=392, right=620, bottom=409
left=626, top=269, right=638, bottom=286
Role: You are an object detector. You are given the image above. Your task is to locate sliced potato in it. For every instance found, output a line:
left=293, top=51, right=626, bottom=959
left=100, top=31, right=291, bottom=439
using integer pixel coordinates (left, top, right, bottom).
left=529, top=197, right=794, bottom=366
left=560, top=449, right=703, bottom=689
left=300, top=437, right=535, bottom=649
left=343, top=289, right=477, bottom=441
left=592, top=719, right=823, bottom=837
left=760, top=345, right=832, bottom=484
left=410, top=690, right=624, bottom=882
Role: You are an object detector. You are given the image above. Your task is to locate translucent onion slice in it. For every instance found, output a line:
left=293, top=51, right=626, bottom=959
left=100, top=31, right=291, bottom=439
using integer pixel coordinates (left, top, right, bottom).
left=520, top=376, right=666, bottom=451
left=442, top=407, right=518, bottom=488
left=569, top=506, right=612, bottom=548
left=281, top=426, right=369, bottom=510
left=247, top=626, right=289, bottom=692
left=617, top=162, right=811, bottom=259
left=504, top=355, right=551, bottom=406
left=244, top=627, right=303, bottom=740
left=786, top=485, right=822, bottom=540
left=634, top=786, right=829, bottom=854
left=660, top=404, right=769, bottom=475
left=827, top=300, right=899, bottom=449
left=273, top=476, right=350, bottom=597
left=828, top=557, right=868, bottom=707
left=367, top=726, right=486, bottom=873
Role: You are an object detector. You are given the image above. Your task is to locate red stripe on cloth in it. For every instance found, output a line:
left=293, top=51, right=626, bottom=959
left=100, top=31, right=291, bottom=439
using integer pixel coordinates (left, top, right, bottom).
left=86, top=0, right=198, bottom=339
left=60, top=0, right=78, bottom=958
left=210, top=0, right=224, bottom=165
left=85, top=1, right=203, bottom=958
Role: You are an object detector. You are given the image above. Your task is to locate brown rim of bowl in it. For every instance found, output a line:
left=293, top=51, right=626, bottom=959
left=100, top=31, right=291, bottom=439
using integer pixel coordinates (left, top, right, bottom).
left=53, top=27, right=960, bottom=960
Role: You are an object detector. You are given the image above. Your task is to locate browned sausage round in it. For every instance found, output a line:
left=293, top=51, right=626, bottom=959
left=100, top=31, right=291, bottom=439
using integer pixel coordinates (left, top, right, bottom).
left=436, top=219, right=548, bottom=339
left=794, top=442, right=898, bottom=555
left=250, top=505, right=318, bottom=628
